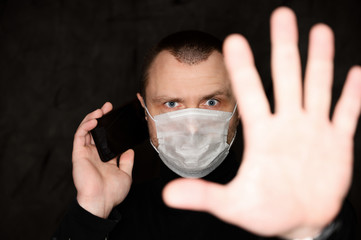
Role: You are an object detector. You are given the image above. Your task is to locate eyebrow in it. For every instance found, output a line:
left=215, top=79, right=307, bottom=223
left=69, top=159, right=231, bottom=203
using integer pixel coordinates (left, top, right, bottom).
left=200, top=90, right=232, bottom=101
left=150, top=89, right=232, bottom=104
left=151, top=96, right=184, bottom=104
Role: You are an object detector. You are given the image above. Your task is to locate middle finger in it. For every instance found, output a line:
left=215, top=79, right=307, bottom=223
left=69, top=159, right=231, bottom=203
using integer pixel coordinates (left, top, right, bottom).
left=270, top=7, right=302, bottom=114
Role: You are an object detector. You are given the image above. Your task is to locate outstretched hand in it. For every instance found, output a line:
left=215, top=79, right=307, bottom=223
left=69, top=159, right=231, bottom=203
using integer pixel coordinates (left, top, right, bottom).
left=162, top=7, right=361, bottom=239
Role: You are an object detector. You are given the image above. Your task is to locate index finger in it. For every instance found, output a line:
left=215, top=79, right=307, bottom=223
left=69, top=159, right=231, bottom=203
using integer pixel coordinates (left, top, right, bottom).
left=224, top=35, right=270, bottom=125
left=80, top=102, right=113, bottom=125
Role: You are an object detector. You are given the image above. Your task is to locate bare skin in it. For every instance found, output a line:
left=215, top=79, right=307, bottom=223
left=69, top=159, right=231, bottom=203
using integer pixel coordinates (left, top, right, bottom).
left=71, top=6, right=361, bottom=239
left=74, top=40, right=238, bottom=219
left=136, top=50, right=238, bottom=147
left=73, top=102, right=134, bottom=218
left=162, top=7, right=361, bottom=239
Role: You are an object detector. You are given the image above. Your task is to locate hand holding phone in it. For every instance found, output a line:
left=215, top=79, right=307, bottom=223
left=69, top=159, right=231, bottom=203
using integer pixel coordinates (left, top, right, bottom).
left=72, top=102, right=141, bottom=219
left=91, top=99, right=149, bottom=162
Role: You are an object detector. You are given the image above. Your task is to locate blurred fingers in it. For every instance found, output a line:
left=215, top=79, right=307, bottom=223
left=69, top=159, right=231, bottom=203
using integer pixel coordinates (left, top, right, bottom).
left=270, top=7, right=302, bottom=113
left=304, top=24, right=334, bottom=117
left=332, top=66, right=361, bottom=136
left=224, top=34, right=270, bottom=125
left=163, top=178, right=230, bottom=213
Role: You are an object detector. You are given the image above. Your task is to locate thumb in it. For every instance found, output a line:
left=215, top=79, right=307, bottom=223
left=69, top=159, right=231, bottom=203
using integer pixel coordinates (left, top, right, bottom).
left=162, top=178, right=227, bottom=213
left=118, top=149, right=134, bottom=176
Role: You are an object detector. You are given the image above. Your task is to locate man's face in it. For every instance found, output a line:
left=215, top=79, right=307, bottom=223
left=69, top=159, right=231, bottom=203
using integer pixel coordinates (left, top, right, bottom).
left=137, top=50, right=238, bottom=147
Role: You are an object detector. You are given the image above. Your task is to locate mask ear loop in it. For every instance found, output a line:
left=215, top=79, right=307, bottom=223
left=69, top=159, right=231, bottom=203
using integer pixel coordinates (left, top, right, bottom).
left=149, top=139, right=160, bottom=153
left=145, top=102, right=237, bottom=152
left=227, top=103, right=238, bottom=149
left=142, top=100, right=156, bottom=122
left=142, top=101, right=160, bottom=153
left=227, top=103, right=238, bottom=121
left=228, top=130, right=237, bottom=149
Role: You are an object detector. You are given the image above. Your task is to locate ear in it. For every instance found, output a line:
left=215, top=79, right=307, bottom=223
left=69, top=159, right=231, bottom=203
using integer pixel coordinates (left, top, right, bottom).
left=136, top=93, right=145, bottom=108
left=136, top=93, right=148, bottom=121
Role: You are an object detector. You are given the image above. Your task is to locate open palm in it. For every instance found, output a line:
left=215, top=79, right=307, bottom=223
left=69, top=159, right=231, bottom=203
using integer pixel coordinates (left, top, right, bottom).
left=163, top=7, right=361, bottom=239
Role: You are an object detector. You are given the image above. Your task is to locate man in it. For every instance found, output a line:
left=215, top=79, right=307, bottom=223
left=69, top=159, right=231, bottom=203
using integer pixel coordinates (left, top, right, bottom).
left=54, top=7, right=360, bottom=240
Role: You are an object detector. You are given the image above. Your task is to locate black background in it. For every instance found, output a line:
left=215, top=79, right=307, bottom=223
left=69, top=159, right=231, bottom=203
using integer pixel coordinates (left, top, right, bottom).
left=0, top=0, right=360, bottom=239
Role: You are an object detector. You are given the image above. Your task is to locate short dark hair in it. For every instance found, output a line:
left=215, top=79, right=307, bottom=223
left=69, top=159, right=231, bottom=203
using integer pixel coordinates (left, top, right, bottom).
left=140, top=30, right=223, bottom=98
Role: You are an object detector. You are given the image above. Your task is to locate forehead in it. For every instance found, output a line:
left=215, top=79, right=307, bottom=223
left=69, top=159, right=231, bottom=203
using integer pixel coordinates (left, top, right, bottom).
left=146, top=50, right=231, bottom=100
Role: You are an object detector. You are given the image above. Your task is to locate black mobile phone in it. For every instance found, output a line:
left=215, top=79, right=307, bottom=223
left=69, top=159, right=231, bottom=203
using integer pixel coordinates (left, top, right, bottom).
left=91, top=99, right=149, bottom=162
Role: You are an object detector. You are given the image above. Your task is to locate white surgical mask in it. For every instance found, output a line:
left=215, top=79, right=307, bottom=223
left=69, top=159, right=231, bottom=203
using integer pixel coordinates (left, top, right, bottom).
left=144, top=105, right=237, bottom=178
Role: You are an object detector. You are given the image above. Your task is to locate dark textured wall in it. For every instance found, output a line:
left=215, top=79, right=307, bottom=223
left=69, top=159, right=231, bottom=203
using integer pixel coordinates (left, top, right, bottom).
left=0, top=0, right=360, bottom=239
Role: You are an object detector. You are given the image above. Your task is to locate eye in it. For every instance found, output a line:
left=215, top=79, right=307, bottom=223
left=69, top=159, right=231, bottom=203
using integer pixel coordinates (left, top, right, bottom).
left=165, top=101, right=179, bottom=108
left=205, top=99, right=219, bottom=107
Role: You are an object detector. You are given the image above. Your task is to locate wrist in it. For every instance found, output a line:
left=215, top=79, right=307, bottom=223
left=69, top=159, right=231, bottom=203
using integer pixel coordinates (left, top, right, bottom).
left=278, top=224, right=323, bottom=240
left=285, top=219, right=340, bottom=240
left=77, top=195, right=113, bottom=219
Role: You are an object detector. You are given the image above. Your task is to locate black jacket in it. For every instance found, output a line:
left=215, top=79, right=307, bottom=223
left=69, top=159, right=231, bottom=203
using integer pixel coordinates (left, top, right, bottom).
left=53, top=142, right=357, bottom=240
